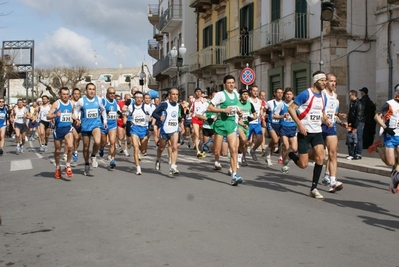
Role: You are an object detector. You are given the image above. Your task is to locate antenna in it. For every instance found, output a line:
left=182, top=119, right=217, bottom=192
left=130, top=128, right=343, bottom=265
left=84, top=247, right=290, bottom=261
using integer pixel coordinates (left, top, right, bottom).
left=93, top=50, right=97, bottom=65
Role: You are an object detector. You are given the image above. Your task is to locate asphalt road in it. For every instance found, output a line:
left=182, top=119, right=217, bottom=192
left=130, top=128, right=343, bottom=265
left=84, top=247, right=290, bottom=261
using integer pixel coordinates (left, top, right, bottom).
left=0, top=137, right=398, bottom=267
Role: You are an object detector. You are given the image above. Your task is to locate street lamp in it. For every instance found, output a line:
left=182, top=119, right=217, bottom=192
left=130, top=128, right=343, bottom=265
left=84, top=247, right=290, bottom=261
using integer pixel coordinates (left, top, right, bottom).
left=170, top=42, right=187, bottom=88
left=139, top=62, right=146, bottom=92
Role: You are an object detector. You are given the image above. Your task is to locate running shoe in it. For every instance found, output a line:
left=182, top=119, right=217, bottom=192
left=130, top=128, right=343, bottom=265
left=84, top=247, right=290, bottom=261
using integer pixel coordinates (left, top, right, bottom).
left=197, top=152, right=206, bottom=159
left=91, top=156, right=98, bottom=168
left=389, top=171, right=399, bottom=194
left=230, top=173, right=243, bottom=186
left=123, top=150, right=130, bottom=157
left=0, top=148, right=3, bottom=155
left=99, top=149, right=104, bottom=158
left=281, top=165, right=289, bottom=174
left=65, top=166, right=73, bottom=178
left=241, top=157, right=248, bottom=166
left=346, top=156, right=353, bottom=160
left=72, top=152, right=78, bottom=162
left=39, top=145, right=45, bottom=152
left=107, top=155, right=112, bottom=161
left=322, top=177, right=331, bottom=186
left=109, top=159, right=116, bottom=169
left=20, top=146, right=24, bottom=153
left=250, top=149, right=257, bottom=161
left=44, top=145, right=48, bottom=152
left=169, top=167, right=180, bottom=175
left=213, top=163, right=222, bottom=170
left=119, top=147, right=124, bottom=153
left=278, top=157, right=283, bottom=164
left=309, top=188, right=324, bottom=199
left=265, top=147, right=273, bottom=166
left=62, top=154, right=67, bottom=161
left=155, top=159, right=161, bottom=171
left=368, top=140, right=382, bottom=153
left=16, top=147, right=20, bottom=155
left=329, top=181, right=343, bottom=193
left=84, top=165, right=91, bottom=176
left=261, top=149, right=266, bottom=157
left=136, top=166, right=142, bottom=175
left=54, top=168, right=61, bottom=179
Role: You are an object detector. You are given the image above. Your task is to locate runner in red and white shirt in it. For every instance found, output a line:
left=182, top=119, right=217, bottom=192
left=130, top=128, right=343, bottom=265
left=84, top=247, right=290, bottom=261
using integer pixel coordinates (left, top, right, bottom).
left=191, top=88, right=208, bottom=159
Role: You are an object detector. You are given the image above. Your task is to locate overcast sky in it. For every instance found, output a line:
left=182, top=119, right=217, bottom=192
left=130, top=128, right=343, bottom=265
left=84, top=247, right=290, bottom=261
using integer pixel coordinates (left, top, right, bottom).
left=0, top=0, right=154, bottom=69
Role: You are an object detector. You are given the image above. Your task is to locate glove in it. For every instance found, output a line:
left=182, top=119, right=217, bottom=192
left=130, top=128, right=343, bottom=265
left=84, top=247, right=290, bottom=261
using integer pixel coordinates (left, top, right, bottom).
left=384, top=127, right=396, bottom=136
left=206, top=118, right=214, bottom=124
left=247, top=116, right=254, bottom=122
left=117, top=110, right=123, bottom=118
left=125, top=99, right=131, bottom=106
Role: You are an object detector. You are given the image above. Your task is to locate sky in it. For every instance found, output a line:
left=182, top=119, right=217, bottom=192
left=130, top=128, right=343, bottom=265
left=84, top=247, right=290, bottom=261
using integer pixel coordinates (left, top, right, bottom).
left=0, top=0, right=154, bottom=69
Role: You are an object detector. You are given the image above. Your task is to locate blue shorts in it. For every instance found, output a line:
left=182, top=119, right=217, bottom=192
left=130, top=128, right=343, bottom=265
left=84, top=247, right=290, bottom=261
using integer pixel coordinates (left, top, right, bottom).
left=267, top=123, right=281, bottom=136
left=160, top=131, right=178, bottom=141
left=131, top=125, right=148, bottom=139
left=384, top=135, right=399, bottom=149
left=184, top=119, right=192, bottom=128
left=73, top=123, right=81, bottom=134
left=280, top=125, right=297, bottom=138
left=29, top=121, right=39, bottom=128
left=248, top=123, right=263, bottom=140
left=101, top=122, right=117, bottom=134
left=53, top=126, right=73, bottom=141
left=322, top=124, right=337, bottom=138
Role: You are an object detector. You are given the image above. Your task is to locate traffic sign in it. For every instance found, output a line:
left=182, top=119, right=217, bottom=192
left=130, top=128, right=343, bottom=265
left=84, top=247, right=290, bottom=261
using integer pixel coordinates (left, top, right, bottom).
left=240, top=67, right=256, bottom=85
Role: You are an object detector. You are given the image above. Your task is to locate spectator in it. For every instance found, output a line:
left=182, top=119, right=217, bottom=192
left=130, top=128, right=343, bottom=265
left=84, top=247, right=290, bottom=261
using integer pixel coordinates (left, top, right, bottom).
left=347, top=90, right=364, bottom=159
left=345, top=123, right=358, bottom=160
left=359, top=87, right=376, bottom=149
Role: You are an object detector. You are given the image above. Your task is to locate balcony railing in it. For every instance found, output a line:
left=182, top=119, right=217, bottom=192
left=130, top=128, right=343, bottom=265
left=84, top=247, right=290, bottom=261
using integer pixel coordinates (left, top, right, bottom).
left=190, top=45, right=226, bottom=72
left=225, top=32, right=253, bottom=60
left=153, top=55, right=177, bottom=77
left=148, top=4, right=159, bottom=16
left=252, top=13, right=308, bottom=51
left=148, top=39, right=160, bottom=60
left=159, top=4, right=183, bottom=32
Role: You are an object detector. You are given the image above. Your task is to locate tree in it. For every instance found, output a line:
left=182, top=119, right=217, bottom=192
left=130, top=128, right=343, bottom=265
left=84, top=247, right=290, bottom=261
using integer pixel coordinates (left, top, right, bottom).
left=0, top=54, right=18, bottom=97
left=35, top=66, right=88, bottom=99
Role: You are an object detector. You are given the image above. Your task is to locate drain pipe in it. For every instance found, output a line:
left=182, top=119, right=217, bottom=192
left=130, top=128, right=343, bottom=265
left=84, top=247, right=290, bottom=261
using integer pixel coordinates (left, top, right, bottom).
left=388, top=9, right=393, bottom=99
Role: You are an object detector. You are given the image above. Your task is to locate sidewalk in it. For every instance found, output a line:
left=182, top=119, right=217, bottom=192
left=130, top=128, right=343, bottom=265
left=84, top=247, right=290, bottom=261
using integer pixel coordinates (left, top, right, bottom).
left=336, top=140, right=391, bottom=177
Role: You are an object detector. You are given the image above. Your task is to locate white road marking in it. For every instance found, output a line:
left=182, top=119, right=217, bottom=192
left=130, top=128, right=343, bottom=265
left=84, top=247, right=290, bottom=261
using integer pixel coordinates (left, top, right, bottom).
left=29, top=140, right=44, bottom=159
left=10, top=159, right=33, bottom=171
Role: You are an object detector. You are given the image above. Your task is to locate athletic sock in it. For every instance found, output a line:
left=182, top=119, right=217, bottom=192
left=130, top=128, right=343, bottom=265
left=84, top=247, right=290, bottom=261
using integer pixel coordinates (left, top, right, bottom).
left=311, top=163, right=323, bottom=191
left=289, top=152, right=299, bottom=165
left=330, top=176, right=336, bottom=184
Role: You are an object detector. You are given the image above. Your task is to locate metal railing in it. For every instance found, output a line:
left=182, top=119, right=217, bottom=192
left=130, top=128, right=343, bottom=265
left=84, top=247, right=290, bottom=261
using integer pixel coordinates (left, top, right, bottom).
left=153, top=54, right=177, bottom=76
left=225, top=32, right=253, bottom=60
left=148, top=4, right=159, bottom=16
left=159, top=4, right=183, bottom=31
left=189, top=45, right=226, bottom=72
left=252, top=13, right=308, bottom=51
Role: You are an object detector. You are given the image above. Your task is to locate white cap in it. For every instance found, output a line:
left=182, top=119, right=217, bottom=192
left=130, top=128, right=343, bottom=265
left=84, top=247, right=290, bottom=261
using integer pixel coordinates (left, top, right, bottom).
left=36, top=98, right=42, bottom=103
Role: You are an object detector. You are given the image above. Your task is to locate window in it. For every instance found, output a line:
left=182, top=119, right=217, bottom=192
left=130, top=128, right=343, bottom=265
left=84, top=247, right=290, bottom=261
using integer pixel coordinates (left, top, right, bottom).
left=240, top=3, right=254, bottom=31
left=291, top=62, right=310, bottom=94
left=268, top=66, right=284, bottom=98
left=295, top=0, right=308, bottom=38
left=271, top=0, right=281, bottom=21
left=215, top=17, right=227, bottom=46
left=203, top=25, right=213, bottom=48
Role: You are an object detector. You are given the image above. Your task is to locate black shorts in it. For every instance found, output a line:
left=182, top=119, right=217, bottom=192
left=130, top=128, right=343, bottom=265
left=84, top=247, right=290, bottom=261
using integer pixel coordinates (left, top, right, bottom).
left=297, top=132, right=324, bottom=154
left=125, top=121, right=132, bottom=137
left=202, top=128, right=214, bottom=137
left=14, top=122, right=28, bottom=133
left=40, top=120, right=51, bottom=129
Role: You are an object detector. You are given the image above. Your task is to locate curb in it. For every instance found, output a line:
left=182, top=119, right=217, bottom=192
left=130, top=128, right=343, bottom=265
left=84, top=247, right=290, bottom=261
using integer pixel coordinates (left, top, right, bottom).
left=337, top=161, right=391, bottom=177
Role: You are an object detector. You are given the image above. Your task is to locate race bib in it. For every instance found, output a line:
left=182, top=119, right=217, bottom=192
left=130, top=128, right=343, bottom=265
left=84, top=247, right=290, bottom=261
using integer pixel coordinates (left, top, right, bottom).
left=309, top=110, right=322, bottom=122
left=168, top=120, right=178, bottom=127
left=0, top=113, right=5, bottom=119
left=107, top=111, right=117, bottom=120
left=60, top=113, right=72, bottom=122
left=326, top=111, right=335, bottom=122
left=228, top=106, right=237, bottom=117
left=134, top=116, right=145, bottom=124
left=86, top=109, right=98, bottom=118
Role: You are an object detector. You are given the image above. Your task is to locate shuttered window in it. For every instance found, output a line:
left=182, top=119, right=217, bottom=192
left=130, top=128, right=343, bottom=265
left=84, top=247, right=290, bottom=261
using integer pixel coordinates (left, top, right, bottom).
left=203, top=25, right=213, bottom=48
left=294, top=70, right=308, bottom=94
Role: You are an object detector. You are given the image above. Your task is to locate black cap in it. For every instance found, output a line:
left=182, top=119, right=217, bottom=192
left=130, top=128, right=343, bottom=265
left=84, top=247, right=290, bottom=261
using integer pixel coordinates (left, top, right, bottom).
left=359, top=87, right=368, bottom=94
left=239, top=88, right=249, bottom=95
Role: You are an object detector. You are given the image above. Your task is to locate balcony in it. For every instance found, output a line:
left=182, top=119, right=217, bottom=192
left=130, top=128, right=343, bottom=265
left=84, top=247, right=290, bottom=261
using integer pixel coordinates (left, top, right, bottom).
left=153, top=55, right=178, bottom=78
left=148, top=4, right=159, bottom=26
left=148, top=39, right=160, bottom=60
left=153, top=25, right=163, bottom=42
left=147, top=76, right=159, bottom=90
left=224, top=31, right=254, bottom=64
left=251, top=13, right=311, bottom=61
left=190, top=45, right=227, bottom=75
left=189, top=0, right=213, bottom=13
left=159, top=4, right=183, bottom=33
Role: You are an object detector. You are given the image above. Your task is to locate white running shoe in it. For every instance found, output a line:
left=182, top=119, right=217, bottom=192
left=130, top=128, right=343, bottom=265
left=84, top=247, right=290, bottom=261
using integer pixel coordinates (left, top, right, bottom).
left=91, top=156, right=98, bottom=168
left=309, top=188, right=324, bottom=199
left=123, top=150, right=130, bottom=157
left=329, top=181, right=343, bottom=193
left=136, top=166, right=142, bottom=175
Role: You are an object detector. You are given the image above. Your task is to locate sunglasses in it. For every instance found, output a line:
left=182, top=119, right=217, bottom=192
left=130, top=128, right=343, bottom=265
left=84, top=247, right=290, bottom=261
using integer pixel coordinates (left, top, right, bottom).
left=0, top=101, right=4, bottom=103
left=108, top=92, right=116, bottom=95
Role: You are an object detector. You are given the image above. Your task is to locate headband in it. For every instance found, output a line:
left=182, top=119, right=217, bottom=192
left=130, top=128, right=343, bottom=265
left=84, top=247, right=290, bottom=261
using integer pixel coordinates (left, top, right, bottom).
left=134, top=93, right=143, bottom=98
left=313, top=74, right=326, bottom=84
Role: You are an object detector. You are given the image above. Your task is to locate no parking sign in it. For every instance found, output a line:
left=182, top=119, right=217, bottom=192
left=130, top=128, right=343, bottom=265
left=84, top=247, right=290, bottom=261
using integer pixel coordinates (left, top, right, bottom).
left=240, top=66, right=256, bottom=87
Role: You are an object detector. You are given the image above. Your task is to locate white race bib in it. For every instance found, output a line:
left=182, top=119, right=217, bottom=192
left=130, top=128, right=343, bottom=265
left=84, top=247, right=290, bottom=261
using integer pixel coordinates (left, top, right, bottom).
left=86, top=109, right=98, bottom=118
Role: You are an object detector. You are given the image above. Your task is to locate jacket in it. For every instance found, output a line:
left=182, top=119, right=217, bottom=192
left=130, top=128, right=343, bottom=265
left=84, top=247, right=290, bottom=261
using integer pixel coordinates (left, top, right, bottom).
left=347, top=98, right=364, bottom=129
left=360, top=95, right=376, bottom=124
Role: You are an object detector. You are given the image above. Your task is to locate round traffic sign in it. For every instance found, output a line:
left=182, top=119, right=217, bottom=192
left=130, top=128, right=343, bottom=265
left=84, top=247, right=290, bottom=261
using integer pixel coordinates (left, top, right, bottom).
left=240, top=67, right=256, bottom=85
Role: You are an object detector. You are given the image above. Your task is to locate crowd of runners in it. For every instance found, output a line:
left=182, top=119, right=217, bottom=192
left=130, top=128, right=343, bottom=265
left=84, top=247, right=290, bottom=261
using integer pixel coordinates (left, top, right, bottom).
left=0, top=71, right=398, bottom=199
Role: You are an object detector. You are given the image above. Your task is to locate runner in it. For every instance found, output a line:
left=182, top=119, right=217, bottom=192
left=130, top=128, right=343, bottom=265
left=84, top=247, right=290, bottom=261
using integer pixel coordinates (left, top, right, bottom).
left=371, top=84, right=399, bottom=193
left=207, top=74, right=243, bottom=185
left=320, top=73, right=344, bottom=192
left=70, top=88, right=82, bottom=162
left=191, top=88, right=207, bottom=159
left=38, top=95, right=52, bottom=152
left=282, top=71, right=332, bottom=199
left=99, top=87, right=120, bottom=170
left=265, top=88, right=284, bottom=166
left=73, top=83, right=108, bottom=176
left=11, top=99, right=30, bottom=154
left=128, top=91, right=152, bottom=175
left=247, top=85, right=264, bottom=161
left=152, top=88, right=184, bottom=176
left=0, top=97, right=7, bottom=155
left=46, top=87, right=74, bottom=179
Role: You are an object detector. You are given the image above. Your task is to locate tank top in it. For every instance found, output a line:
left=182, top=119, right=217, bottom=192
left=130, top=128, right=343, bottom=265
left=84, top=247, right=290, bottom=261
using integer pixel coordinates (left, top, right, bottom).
left=54, top=100, right=73, bottom=128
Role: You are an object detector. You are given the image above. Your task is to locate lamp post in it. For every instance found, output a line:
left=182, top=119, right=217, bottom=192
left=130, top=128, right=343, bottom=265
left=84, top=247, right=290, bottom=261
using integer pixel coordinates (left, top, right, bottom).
left=139, top=63, right=146, bottom=92
left=170, top=40, right=187, bottom=89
